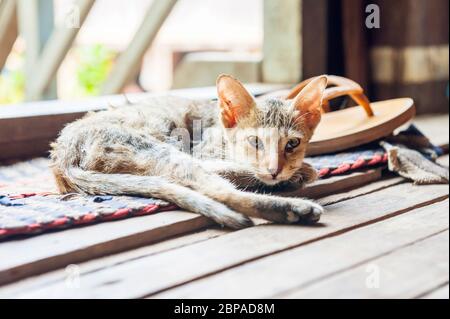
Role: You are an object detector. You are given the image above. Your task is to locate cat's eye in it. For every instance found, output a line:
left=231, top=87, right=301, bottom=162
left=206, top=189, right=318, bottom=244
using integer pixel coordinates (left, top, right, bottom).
left=248, top=136, right=264, bottom=150
left=285, top=138, right=301, bottom=153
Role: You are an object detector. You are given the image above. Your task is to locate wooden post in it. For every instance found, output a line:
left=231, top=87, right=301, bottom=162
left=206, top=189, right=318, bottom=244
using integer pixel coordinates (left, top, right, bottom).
left=101, top=0, right=178, bottom=95
left=17, top=0, right=56, bottom=100
left=26, top=0, right=94, bottom=101
left=262, top=0, right=302, bottom=84
left=301, top=0, right=328, bottom=78
left=341, top=0, right=370, bottom=92
left=0, top=0, right=18, bottom=70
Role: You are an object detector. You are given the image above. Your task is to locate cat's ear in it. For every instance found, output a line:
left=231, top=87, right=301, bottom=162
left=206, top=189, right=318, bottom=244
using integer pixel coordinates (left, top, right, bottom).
left=217, top=74, right=256, bottom=128
left=291, top=76, right=328, bottom=132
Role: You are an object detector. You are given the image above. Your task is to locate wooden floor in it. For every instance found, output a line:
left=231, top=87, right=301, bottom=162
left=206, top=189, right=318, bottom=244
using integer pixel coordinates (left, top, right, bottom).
left=0, top=115, right=448, bottom=299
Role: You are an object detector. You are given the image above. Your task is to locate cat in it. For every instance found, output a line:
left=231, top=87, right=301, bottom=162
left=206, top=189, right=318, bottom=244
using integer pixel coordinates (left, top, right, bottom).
left=50, top=75, right=328, bottom=229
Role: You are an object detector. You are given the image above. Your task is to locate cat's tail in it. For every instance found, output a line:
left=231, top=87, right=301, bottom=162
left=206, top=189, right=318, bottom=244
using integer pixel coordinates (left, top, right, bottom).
left=59, top=166, right=253, bottom=229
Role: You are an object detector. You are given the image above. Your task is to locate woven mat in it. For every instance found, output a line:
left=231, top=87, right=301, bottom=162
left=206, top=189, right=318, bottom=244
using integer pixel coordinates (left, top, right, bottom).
left=0, top=147, right=389, bottom=240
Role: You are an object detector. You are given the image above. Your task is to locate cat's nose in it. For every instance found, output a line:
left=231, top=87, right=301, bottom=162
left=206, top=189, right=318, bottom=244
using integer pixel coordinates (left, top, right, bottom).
left=268, top=167, right=281, bottom=179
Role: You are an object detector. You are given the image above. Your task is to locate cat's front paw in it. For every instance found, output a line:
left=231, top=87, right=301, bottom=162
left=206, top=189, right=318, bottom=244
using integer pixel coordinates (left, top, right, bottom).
left=255, top=196, right=323, bottom=224
left=286, top=199, right=323, bottom=224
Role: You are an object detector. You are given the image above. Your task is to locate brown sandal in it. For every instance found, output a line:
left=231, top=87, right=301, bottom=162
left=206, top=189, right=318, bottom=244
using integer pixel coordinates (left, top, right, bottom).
left=286, top=75, right=415, bottom=156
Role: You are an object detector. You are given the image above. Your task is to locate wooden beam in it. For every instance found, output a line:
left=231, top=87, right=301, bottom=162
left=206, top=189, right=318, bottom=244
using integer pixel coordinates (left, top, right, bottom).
left=17, top=0, right=56, bottom=100
left=101, top=0, right=178, bottom=94
left=262, top=0, right=302, bottom=84
left=26, top=0, right=95, bottom=101
left=0, top=0, right=18, bottom=70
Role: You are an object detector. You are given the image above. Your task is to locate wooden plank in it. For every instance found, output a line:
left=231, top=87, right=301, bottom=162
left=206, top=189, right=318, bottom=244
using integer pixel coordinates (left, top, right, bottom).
left=0, top=167, right=387, bottom=286
left=283, top=230, right=449, bottom=299
left=26, top=0, right=95, bottom=101
left=155, top=200, right=449, bottom=299
left=279, top=168, right=383, bottom=199
left=0, top=227, right=229, bottom=297
left=437, top=154, right=449, bottom=167
left=413, top=115, right=449, bottom=150
left=262, top=0, right=302, bottom=83
left=0, top=0, right=17, bottom=70
left=101, top=0, right=177, bottom=94
left=0, top=211, right=214, bottom=286
left=317, top=174, right=404, bottom=206
left=4, top=183, right=447, bottom=298
left=420, top=284, right=449, bottom=299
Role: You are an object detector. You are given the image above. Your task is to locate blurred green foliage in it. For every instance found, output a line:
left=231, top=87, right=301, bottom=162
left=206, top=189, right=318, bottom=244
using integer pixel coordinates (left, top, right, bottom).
left=0, top=44, right=115, bottom=104
left=0, top=69, right=25, bottom=104
left=76, top=44, right=115, bottom=96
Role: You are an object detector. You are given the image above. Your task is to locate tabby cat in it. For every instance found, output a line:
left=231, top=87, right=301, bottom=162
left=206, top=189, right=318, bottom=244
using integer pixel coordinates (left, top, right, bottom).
left=51, top=75, right=328, bottom=228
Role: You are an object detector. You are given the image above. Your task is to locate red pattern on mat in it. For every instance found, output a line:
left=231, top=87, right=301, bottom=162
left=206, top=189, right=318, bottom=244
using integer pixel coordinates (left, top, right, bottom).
left=317, top=155, right=388, bottom=177
left=0, top=203, right=176, bottom=239
left=0, top=189, right=177, bottom=240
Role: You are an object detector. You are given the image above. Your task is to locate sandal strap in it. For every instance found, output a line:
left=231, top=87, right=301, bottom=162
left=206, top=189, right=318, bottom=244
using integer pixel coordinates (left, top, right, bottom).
left=286, top=75, right=374, bottom=117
